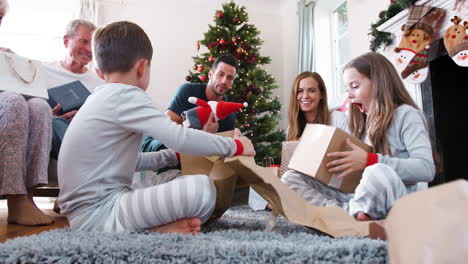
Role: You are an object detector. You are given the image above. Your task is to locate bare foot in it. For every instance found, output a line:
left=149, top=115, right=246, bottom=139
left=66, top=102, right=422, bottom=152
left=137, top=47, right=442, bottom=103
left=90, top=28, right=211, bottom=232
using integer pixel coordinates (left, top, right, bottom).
left=150, top=217, right=201, bottom=235
left=356, top=212, right=371, bottom=221
left=6, top=195, right=54, bottom=226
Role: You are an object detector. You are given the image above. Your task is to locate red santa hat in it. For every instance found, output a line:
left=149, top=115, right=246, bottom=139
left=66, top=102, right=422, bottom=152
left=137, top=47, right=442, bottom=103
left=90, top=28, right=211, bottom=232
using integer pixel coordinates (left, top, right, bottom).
left=182, top=97, right=248, bottom=129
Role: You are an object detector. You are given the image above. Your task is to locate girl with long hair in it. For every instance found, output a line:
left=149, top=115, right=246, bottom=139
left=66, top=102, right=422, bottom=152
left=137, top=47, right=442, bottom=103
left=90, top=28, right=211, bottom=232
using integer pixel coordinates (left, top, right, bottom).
left=282, top=52, right=436, bottom=221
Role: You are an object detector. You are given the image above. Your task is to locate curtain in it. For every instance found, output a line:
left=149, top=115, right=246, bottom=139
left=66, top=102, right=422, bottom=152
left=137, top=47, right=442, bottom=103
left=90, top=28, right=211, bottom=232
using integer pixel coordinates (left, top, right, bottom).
left=79, top=0, right=99, bottom=25
left=298, top=0, right=316, bottom=73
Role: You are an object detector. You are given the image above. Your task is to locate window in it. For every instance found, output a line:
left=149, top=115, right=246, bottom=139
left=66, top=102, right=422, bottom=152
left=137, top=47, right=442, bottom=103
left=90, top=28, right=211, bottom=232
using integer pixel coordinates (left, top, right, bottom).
left=331, top=1, right=349, bottom=106
left=0, top=0, right=79, bottom=62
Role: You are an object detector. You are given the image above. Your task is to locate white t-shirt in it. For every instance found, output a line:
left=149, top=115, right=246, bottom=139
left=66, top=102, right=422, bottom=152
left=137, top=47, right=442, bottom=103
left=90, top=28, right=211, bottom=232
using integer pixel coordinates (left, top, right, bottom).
left=43, top=61, right=104, bottom=92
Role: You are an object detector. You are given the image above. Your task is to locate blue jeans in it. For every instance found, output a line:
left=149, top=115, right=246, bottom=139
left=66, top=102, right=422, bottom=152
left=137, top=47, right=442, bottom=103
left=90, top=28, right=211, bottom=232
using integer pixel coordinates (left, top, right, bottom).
left=51, top=117, right=69, bottom=160
left=140, top=135, right=181, bottom=173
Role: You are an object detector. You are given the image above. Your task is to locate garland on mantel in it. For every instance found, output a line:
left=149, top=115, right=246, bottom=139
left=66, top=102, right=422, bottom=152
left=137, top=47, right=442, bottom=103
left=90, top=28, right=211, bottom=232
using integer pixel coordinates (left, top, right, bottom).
left=369, top=0, right=419, bottom=52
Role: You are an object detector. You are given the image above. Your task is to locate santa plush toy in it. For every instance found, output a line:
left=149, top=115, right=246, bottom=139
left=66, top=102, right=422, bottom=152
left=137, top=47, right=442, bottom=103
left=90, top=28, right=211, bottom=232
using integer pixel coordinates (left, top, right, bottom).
left=182, top=97, right=248, bottom=129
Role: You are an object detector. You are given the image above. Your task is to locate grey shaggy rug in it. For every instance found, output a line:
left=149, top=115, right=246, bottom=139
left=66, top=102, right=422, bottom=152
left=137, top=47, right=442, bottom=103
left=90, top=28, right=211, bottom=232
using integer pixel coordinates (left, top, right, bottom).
left=0, top=206, right=388, bottom=263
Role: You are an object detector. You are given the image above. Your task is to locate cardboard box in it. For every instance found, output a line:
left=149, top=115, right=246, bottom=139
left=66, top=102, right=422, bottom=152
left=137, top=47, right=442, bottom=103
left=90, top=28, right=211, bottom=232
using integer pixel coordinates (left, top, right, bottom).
left=288, top=124, right=372, bottom=193
left=385, top=179, right=468, bottom=264
left=180, top=130, right=240, bottom=219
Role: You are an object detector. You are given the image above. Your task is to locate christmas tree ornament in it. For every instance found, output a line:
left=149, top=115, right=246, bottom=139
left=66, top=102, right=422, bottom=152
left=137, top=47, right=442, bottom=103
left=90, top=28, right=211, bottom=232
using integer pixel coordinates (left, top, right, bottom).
left=395, top=6, right=446, bottom=83
left=196, top=41, right=200, bottom=52
left=208, top=56, right=215, bottom=63
left=232, top=36, right=237, bottom=42
left=219, top=39, right=226, bottom=45
left=199, top=75, right=207, bottom=82
left=216, top=11, right=224, bottom=19
left=243, top=123, right=250, bottom=128
left=237, top=47, right=245, bottom=54
left=233, top=17, right=239, bottom=23
left=182, top=97, right=248, bottom=129
left=193, top=65, right=198, bottom=70
left=197, top=65, right=204, bottom=72
left=443, top=16, right=468, bottom=67
left=185, top=75, right=191, bottom=82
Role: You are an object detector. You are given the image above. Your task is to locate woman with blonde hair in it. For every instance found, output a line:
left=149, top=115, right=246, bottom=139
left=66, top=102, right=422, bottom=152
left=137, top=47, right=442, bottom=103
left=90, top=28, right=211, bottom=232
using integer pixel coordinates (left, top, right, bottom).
left=287, top=71, right=346, bottom=140
left=283, top=53, right=436, bottom=221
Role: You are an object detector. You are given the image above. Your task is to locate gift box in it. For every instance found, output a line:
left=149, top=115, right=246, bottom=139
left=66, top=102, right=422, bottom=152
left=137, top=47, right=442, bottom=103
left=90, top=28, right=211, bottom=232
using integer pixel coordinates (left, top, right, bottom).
left=288, top=124, right=372, bottom=193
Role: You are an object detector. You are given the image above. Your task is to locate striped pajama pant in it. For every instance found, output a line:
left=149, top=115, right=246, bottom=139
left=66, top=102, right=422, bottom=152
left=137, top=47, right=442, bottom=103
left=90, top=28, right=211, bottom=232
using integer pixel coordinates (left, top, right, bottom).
left=281, top=163, right=407, bottom=220
left=116, top=173, right=216, bottom=231
left=68, top=172, right=217, bottom=232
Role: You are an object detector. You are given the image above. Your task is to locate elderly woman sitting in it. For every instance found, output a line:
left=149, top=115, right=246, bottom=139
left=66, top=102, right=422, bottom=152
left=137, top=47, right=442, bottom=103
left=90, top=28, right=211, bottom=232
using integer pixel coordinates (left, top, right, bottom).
left=0, top=0, right=54, bottom=226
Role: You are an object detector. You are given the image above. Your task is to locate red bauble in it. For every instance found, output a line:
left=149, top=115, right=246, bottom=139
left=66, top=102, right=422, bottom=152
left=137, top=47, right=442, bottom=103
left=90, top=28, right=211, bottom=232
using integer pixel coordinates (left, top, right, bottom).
left=219, top=39, right=226, bottom=45
left=197, top=66, right=204, bottom=72
left=243, top=123, right=250, bottom=128
left=208, top=56, right=215, bottom=63
left=216, top=12, right=224, bottom=19
left=199, top=75, right=207, bottom=82
left=233, top=17, right=239, bottom=23
left=185, top=76, right=191, bottom=81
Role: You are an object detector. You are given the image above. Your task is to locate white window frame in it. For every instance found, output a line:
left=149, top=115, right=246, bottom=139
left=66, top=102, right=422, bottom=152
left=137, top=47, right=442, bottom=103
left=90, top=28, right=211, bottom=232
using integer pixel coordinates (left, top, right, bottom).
left=330, top=0, right=349, bottom=108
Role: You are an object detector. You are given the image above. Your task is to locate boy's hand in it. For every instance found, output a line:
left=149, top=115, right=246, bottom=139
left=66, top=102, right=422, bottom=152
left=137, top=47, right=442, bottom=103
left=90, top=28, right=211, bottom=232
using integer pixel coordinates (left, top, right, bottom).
left=326, top=138, right=367, bottom=178
left=52, top=104, right=77, bottom=122
left=233, top=128, right=256, bottom=156
left=202, top=112, right=219, bottom=133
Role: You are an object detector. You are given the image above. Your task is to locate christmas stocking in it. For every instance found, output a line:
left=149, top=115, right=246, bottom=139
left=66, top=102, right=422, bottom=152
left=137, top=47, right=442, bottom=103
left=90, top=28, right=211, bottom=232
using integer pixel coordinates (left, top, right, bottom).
left=182, top=97, right=247, bottom=129
left=394, top=6, right=446, bottom=83
left=443, top=16, right=468, bottom=67
left=400, top=48, right=429, bottom=84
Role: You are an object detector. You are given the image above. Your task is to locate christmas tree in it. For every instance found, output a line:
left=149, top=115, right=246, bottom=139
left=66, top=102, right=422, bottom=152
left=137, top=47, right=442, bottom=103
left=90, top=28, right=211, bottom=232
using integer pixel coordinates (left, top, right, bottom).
left=185, top=1, right=285, bottom=165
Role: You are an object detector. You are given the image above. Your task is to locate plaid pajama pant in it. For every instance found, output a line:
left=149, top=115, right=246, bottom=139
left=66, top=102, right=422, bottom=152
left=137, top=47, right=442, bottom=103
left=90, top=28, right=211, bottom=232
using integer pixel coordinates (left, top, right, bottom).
left=281, top=163, right=408, bottom=220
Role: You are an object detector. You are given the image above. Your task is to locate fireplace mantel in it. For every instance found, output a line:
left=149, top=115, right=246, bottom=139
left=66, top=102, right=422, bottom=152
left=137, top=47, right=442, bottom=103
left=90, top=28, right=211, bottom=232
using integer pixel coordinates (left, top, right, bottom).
left=377, top=0, right=456, bottom=40
left=375, top=0, right=456, bottom=108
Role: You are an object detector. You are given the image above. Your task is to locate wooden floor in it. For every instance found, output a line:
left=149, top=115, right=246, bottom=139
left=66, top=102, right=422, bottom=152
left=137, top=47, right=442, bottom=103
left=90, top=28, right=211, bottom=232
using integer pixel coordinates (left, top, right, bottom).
left=0, top=208, right=69, bottom=243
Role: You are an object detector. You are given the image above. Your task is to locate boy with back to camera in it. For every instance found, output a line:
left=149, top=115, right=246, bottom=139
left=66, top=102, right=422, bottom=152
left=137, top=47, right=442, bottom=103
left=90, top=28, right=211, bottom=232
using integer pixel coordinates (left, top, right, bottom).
left=57, top=21, right=255, bottom=234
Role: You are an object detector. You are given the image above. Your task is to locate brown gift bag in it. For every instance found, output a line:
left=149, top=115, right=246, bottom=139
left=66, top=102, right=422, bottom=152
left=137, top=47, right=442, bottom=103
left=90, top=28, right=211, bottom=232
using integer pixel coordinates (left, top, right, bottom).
left=385, top=179, right=468, bottom=264
left=288, top=124, right=372, bottom=193
left=224, top=156, right=383, bottom=238
left=279, top=141, right=299, bottom=177
left=180, top=130, right=239, bottom=219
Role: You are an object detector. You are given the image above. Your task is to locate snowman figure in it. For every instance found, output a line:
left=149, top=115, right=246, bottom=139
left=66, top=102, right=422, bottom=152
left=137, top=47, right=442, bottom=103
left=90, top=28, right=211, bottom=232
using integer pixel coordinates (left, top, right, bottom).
left=393, top=49, right=416, bottom=71
left=453, top=50, right=468, bottom=66
left=403, top=68, right=429, bottom=84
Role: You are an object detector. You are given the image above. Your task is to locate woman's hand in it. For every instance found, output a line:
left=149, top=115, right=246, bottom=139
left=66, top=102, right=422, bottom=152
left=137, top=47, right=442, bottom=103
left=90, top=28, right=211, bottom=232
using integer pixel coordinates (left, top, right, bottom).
left=326, top=138, right=367, bottom=178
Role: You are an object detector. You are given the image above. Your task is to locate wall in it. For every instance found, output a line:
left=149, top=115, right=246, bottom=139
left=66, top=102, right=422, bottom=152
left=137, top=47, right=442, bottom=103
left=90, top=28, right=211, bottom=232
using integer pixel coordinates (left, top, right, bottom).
left=98, top=0, right=287, bottom=118
left=347, top=0, right=389, bottom=57
left=97, top=0, right=388, bottom=129
left=278, top=0, right=299, bottom=130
